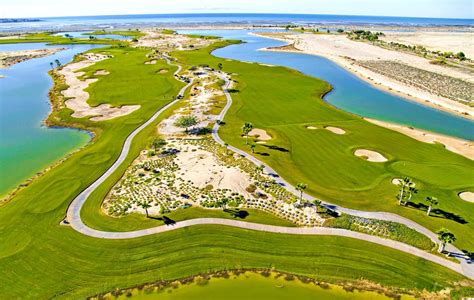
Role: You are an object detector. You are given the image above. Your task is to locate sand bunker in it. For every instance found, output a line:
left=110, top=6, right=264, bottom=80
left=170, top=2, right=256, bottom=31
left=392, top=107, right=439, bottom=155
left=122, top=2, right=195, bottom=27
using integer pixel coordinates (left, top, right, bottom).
left=392, top=178, right=401, bottom=185
left=158, top=69, right=168, bottom=74
left=306, top=126, right=317, bottom=130
left=354, top=149, right=388, bottom=162
left=459, top=192, right=474, bottom=203
left=325, top=126, right=346, bottom=135
left=145, top=59, right=157, bottom=64
left=59, top=53, right=140, bottom=122
left=94, top=69, right=109, bottom=76
left=249, top=128, right=271, bottom=141
left=366, top=118, right=474, bottom=160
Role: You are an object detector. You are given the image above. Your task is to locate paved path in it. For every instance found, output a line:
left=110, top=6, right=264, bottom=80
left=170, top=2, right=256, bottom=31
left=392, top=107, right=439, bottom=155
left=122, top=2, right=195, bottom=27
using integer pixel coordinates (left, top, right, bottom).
left=66, top=62, right=473, bottom=279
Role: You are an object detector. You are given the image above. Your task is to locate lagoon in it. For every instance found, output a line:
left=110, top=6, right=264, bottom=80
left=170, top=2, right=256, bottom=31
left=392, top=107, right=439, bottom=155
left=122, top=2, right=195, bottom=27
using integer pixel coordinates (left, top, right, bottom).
left=180, top=29, right=474, bottom=141
left=0, top=43, right=102, bottom=196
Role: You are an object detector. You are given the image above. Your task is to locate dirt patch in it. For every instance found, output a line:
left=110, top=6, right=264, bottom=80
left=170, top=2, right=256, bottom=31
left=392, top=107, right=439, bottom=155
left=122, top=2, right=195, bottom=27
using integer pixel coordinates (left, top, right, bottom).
left=459, top=192, right=474, bottom=203
left=325, top=126, right=346, bottom=135
left=94, top=69, right=109, bottom=76
left=59, top=53, right=140, bottom=122
left=249, top=128, right=271, bottom=141
left=354, top=149, right=388, bottom=162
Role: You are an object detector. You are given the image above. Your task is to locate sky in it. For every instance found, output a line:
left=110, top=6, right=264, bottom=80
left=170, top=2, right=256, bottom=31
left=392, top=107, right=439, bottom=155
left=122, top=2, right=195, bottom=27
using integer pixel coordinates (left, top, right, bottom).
left=1, top=0, right=473, bottom=19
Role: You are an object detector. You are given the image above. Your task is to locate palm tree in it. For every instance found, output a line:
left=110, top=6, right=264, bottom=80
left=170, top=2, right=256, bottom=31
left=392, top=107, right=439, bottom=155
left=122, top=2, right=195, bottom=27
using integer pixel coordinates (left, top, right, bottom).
left=55, top=59, right=61, bottom=67
left=295, top=183, right=307, bottom=205
left=49, top=62, right=54, bottom=69
left=224, top=143, right=229, bottom=155
left=250, top=143, right=256, bottom=153
left=217, top=63, right=223, bottom=70
left=425, top=196, right=438, bottom=216
left=140, top=201, right=152, bottom=218
left=405, top=185, right=418, bottom=206
left=437, top=228, right=456, bottom=253
left=152, top=138, right=166, bottom=151
left=397, top=177, right=415, bottom=206
left=242, top=122, right=253, bottom=144
left=313, top=199, right=322, bottom=213
left=255, top=164, right=265, bottom=182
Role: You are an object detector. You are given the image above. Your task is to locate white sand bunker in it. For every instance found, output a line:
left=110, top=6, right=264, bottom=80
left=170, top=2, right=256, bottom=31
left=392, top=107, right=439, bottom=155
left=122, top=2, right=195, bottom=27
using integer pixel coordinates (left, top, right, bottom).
left=145, top=59, right=157, bottom=64
left=392, top=178, right=401, bottom=185
left=306, top=126, right=317, bottom=130
left=459, top=192, right=474, bottom=203
left=94, top=69, right=109, bottom=76
left=59, top=53, right=140, bottom=122
left=249, top=128, right=271, bottom=141
left=158, top=69, right=168, bottom=74
left=325, top=126, right=346, bottom=135
left=354, top=149, right=388, bottom=162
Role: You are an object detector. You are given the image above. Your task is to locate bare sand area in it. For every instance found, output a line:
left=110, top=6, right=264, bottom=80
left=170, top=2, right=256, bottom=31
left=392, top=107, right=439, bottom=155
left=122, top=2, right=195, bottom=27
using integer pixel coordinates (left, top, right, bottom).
left=58, top=53, right=140, bottom=121
left=325, top=126, right=346, bottom=135
left=354, top=149, right=388, bottom=162
left=367, top=118, right=474, bottom=160
left=135, top=30, right=213, bottom=51
left=0, top=48, right=65, bottom=68
left=380, top=31, right=474, bottom=59
left=255, top=32, right=474, bottom=118
left=249, top=128, right=271, bottom=140
left=459, top=192, right=474, bottom=203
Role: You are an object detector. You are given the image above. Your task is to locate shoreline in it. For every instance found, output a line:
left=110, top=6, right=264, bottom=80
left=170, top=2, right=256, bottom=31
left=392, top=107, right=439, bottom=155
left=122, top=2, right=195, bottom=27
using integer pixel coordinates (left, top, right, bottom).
left=252, top=32, right=474, bottom=120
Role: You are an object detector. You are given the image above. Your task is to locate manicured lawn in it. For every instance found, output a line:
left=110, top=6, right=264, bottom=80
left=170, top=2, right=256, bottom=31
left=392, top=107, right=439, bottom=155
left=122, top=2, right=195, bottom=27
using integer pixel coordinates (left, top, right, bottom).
left=173, top=41, right=474, bottom=252
left=0, top=38, right=469, bottom=299
left=0, top=225, right=464, bottom=298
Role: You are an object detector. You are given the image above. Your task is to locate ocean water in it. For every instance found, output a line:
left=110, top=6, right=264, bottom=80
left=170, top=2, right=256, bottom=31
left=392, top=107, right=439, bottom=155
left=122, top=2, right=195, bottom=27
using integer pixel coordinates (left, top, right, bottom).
left=180, top=29, right=474, bottom=140
left=1, top=13, right=472, bottom=32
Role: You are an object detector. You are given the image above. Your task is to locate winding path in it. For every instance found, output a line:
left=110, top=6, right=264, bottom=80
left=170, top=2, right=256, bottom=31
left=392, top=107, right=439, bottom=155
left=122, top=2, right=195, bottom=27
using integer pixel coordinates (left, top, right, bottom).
left=66, top=59, right=473, bottom=279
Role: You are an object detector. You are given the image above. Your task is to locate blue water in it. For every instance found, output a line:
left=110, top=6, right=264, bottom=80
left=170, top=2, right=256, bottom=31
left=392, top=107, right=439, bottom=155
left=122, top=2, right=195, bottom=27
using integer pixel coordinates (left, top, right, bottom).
left=1, top=13, right=472, bottom=32
left=0, top=43, right=103, bottom=195
left=180, top=29, right=474, bottom=140
left=54, top=31, right=131, bottom=40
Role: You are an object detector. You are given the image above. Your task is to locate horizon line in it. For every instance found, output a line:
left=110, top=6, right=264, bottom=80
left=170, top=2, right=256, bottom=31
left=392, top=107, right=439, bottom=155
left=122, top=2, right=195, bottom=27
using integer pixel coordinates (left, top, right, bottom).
left=2, top=12, right=473, bottom=21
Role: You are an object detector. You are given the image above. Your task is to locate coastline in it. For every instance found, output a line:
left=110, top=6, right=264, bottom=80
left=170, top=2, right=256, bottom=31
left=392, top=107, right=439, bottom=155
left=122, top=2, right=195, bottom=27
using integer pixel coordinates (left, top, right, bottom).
left=252, top=32, right=474, bottom=120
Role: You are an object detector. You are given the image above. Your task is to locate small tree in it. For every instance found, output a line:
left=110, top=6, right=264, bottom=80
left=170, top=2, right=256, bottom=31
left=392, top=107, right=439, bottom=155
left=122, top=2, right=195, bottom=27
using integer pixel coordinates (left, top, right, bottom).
left=242, top=122, right=253, bottom=144
left=250, top=143, right=256, bottom=153
left=425, top=196, right=438, bottom=216
left=140, top=201, right=152, bottom=218
left=397, top=177, right=415, bottom=206
left=295, top=183, right=307, bottom=205
left=313, top=199, right=322, bottom=213
left=437, top=228, right=456, bottom=253
left=174, top=115, right=198, bottom=133
left=55, top=59, right=61, bottom=67
left=224, top=143, right=229, bottom=155
left=152, top=138, right=166, bottom=151
left=49, top=62, right=54, bottom=69
left=217, top=63, right=223, bottom=70
left=255, top=164, right=265, bottom=182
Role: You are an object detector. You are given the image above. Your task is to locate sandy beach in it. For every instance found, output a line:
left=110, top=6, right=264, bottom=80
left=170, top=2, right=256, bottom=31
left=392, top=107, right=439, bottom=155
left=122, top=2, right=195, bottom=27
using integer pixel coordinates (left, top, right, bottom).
left=254, top=32, right=474, bottom=119
left=0, top=48, right=65, bottom=68
left=366, top=118, right=474, bottom=160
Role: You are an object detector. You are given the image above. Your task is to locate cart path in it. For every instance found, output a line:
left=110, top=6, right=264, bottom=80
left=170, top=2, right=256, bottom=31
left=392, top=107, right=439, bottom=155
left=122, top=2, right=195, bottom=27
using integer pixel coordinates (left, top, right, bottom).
left=66, top=60, right=473, bottom=279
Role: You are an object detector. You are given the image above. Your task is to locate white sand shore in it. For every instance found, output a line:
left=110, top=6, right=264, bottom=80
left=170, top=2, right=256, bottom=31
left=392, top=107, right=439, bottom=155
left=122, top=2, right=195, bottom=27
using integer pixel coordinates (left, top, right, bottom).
left=0, top=48, right=65, bottom=68
left=366, top=118, right=474, bottom=160
left=254, top=32, right=474, bottom=119
left=380, top=31, right=474, bottom=59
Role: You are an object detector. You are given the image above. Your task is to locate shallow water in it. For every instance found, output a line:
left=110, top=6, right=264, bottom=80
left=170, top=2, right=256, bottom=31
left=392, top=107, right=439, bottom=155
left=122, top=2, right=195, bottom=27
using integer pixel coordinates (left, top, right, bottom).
left=118, top=272, right=414, bottom=300
left=179, top=29, right=474, bottom=141
left=0, top=43, right=103, bottom=195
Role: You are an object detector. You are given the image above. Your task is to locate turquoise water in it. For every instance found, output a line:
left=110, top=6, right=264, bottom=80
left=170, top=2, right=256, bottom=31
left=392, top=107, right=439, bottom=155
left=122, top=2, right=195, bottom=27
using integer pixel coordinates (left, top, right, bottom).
left=0, top=43, right=103, bottom=195
left=180, top=29, right=474, bottom=140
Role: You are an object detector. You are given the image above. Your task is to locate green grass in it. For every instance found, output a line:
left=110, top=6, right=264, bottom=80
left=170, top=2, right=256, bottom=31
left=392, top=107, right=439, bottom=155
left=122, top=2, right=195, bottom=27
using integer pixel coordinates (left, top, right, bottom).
left=173, top=41, right=474, bottom=253
left=0, top=32, right=125, bottom=45
left=0, top=38, right=470, bottom=298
